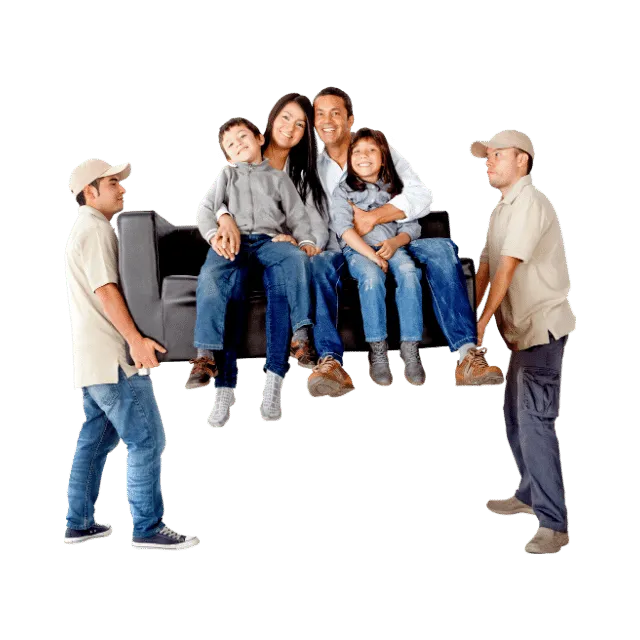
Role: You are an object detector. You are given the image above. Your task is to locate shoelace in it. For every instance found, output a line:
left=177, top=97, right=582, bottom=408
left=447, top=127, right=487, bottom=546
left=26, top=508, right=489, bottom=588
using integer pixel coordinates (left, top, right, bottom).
left=159, top=526, right=183, bottom=541
left=370, top=343, right=388, bottom=365
left=313, top=356, right=337, bottom=373
left=401, top=343, right=421, bottom=365
left=468, top=347, right=489, bottom=368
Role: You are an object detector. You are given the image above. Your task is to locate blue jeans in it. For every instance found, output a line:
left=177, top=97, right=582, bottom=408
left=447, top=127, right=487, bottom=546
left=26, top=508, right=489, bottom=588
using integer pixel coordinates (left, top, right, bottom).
left=66, top=368, right=166, bottom=538
left=406, top=238, right=476, bottom=351
left=195, top=234, right=312, bottom=381
left=505, top=333, right=569, bottom=532
left=343, top=246, right=423, bottom=342
left=309, top=250, right=346, bottom=363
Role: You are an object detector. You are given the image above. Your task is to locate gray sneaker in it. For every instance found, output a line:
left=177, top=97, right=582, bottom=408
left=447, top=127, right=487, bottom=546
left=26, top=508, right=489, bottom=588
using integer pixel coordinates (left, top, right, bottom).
left=525, top=527, right=569, bottom=554
left=260, top=370, right=283, bottom=421
left=208, top=388, right=235, bottom=428
left=486, top=496, right=534, bottom=515
left=400, top=341, right=425, bottom=385
left=368, top=341, right=392, bottom=386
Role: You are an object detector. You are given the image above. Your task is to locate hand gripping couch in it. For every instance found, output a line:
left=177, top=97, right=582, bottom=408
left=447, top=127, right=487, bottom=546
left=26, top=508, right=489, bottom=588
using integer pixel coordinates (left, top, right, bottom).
left=117, top=211, right=476, bottom=363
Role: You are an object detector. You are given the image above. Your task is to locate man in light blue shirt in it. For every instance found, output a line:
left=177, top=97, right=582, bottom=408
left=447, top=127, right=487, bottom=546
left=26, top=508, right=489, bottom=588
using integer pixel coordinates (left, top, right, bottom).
left=307, top=87, right=503, bottom=396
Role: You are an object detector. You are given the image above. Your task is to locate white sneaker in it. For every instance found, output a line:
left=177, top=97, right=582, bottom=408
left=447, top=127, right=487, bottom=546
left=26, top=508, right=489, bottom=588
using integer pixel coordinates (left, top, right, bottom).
left=207, top=387, right=236, bottom=429
left=260, top=369, right=284, bottom=422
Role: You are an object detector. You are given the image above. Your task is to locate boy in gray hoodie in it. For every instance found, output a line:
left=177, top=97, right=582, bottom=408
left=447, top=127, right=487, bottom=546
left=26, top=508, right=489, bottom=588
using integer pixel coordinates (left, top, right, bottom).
left=189, top=117, right=318, bottom=426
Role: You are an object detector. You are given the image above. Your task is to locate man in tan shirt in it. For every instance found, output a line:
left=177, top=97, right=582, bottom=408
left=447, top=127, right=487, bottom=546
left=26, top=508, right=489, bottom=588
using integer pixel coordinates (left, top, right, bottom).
left=472, top=131, right=575, bottom=554
left=65, top=159, right=199, bottom=550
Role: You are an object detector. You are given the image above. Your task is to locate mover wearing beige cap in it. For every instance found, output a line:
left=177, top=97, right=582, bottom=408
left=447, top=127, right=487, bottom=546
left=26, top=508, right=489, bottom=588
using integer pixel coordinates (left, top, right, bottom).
left=64, top=159, right=199, bottom=550
left=471, top=131, right=575, bottom=554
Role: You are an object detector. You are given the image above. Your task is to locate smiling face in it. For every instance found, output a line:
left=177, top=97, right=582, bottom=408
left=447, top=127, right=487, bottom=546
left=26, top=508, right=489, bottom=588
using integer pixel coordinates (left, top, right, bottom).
left=270, top=101, right=307, bottom=150
left=485, top=147, right=528, bottom=192
left=222, top=125, right=264, bottom=164
left=350, top=137, right=382, bottom=183
left=84, top=175, right=126, bottom=218
left=314, top=94, right=354, bottom=147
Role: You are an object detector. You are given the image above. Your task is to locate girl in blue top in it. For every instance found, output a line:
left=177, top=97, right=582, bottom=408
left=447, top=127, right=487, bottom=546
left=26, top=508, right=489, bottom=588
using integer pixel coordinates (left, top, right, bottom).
left=330, top=128, right=425, bottom=386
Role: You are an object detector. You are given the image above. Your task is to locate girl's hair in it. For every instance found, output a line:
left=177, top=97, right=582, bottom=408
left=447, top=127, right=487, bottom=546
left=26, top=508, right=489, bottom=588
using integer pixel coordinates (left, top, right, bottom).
left=262, top=93, right=327, bottom=217
left=346, top=128, right=404, bottom=198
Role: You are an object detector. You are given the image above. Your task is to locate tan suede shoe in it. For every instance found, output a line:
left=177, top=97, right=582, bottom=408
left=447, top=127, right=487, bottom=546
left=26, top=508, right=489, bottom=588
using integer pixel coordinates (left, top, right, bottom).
left=308, top=356, right=355, bottom=397
left=455, top=347, right=504, bottom=385
left=525, top=527, right=569, bottom=554
left=486, top=496, right=534, bottom=515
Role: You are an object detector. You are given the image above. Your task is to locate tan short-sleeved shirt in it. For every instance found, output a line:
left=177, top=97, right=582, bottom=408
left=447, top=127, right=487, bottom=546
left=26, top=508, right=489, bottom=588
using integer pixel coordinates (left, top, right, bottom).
left=480, top=175, right=575, bottom=350
left=65, top=206, right=138, bottom=388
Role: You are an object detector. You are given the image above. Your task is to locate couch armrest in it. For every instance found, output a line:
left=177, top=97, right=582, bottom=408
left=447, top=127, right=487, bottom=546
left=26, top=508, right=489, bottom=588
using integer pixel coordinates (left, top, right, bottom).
left=117, top=211, right=166, bottom=348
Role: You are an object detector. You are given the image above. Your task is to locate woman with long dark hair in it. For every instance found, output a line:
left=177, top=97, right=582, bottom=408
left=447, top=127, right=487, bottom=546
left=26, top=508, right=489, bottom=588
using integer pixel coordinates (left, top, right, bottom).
left=262, top=93, right=328, bottom=232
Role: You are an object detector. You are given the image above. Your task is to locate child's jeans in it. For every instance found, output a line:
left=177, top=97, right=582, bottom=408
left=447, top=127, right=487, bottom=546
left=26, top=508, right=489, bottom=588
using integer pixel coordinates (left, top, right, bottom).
left=195, top=234, right=312, bottom=380
left=343, top=246, right=423, bottom=343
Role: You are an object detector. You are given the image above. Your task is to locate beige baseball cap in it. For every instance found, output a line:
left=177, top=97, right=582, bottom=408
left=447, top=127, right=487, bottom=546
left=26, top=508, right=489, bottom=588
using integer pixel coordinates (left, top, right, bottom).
left=69, top=159, right=131, bottom=197
left=470, top=130, right=534, bottom=159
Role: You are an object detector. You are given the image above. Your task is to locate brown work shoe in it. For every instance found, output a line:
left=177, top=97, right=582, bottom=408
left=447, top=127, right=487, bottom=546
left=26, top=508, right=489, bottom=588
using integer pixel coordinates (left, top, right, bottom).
left=487, top=496, right=534, bottom=515
left=290, top=338, right=317, bottom=369
left=455, top=347, right=504, bottom=385
left=307, top=356, right=355, bottom=397
left=185, top=356, right=217, bottom=389
left=525, top=527, right=569, bottom=554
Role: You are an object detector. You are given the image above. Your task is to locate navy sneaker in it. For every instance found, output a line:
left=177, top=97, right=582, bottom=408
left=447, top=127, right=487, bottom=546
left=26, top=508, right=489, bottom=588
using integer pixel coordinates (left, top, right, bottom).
left=64, top=523, right=112, bottom=544
left=132, top=525, right=199, bottom=550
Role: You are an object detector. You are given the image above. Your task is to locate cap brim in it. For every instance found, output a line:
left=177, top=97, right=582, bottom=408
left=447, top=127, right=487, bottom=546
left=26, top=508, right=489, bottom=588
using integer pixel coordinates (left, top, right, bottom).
left=100, top=162, right=131, bottom=182
left=470, top=141, right=489, bottom=158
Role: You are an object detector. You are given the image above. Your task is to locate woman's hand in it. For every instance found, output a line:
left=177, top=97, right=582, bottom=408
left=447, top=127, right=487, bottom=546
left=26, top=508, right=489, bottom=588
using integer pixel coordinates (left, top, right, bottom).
left=300, top=244, right=322, bottom=257
left=375, top=238, right=399, bottom=260
left=271, top=234, right=298, bottom=246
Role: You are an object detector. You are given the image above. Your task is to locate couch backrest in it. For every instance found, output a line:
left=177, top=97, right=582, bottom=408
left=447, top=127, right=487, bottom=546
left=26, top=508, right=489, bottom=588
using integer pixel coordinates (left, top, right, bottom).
left=129, top=210, right=452, bottom=280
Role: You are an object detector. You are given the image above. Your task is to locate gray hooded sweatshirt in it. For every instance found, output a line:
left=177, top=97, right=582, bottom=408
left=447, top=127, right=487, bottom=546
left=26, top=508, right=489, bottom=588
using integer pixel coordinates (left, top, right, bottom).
left=197, top=160, right=314, bottom=245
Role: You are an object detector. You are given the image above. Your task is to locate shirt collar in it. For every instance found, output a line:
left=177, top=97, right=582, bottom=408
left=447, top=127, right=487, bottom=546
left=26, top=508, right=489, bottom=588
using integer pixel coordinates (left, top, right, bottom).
left=232, top=158, right=272, bottom=173
left=501, top=175, right=532, bottom=205
left=79, top=205, right=111, bottom=224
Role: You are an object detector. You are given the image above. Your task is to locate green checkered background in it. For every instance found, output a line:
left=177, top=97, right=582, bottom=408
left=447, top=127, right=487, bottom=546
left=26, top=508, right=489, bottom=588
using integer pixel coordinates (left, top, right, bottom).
left=2, top=2, right=636, bottom=640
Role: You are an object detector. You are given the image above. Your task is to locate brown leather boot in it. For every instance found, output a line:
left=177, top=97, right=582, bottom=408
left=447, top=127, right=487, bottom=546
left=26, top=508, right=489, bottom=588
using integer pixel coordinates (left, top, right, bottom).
left=290, top=338, right=317, bottom=369
left=307, top=356, right=355, bottom=397
left=185, top=356, right=217, bottom=389
left=455, top=347, right=504, bottom=385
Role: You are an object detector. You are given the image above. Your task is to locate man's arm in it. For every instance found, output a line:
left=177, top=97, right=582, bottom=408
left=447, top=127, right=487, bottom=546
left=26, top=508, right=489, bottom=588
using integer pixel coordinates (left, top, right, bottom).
left=95, top=283, right=166, bottom=368
left=353, top=147, right=433, bottom=236
left=476, top=256, right=521, bottom=345
left=475, top=262, right=490, bottom=308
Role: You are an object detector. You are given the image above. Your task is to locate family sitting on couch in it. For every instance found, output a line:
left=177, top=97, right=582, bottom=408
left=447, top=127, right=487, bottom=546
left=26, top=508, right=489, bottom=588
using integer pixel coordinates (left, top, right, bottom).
left=188, top=87, right=503, bottom=428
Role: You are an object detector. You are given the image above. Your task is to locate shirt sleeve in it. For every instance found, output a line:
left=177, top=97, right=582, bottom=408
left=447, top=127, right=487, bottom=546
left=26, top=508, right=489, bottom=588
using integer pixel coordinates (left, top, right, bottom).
left=304, top=195, right=330, bottom=250
left=197, top=167, right=230, bottom=242
left=399, top=220, right=422, bottom=242
left=279, top=173, right=315, bottom=245
left=80, top=226, right=119, bottom=293
left=500, top=196, right=549, bottom=263
left=389, top=147, right=433, bottom=222
left=329, top=182, right=356, bottom=238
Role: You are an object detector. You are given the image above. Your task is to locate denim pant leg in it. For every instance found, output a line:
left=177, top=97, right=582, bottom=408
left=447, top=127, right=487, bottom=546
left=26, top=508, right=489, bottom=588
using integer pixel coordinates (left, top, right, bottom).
left=505, top=335, right=569, bottom=532
left=194, top=246, right=248, bottom=350
left=344, top=247, right=387, bottom=342
left=407, top=238, right=476, bottom=351
left=310, top=250, right=346, bottom=363
left=386, top=247, right=424, bottom=342
left=67, top=391, right=121, bottom=530
left=262, top=261, right=292, bottom=378
left=255, top=239, right=313, bottom=332
left=86, top=369, right=167, bottom=538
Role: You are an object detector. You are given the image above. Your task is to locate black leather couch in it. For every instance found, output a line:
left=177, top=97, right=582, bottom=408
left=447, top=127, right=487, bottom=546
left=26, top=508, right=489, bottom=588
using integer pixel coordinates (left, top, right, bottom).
left=117, top=211, right=476, bottom=362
